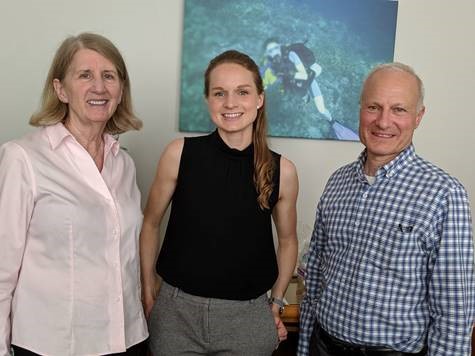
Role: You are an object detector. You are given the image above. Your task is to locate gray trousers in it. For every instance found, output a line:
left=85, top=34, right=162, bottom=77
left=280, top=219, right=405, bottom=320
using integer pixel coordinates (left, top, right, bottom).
left=149, top=281, right=279, bottom=355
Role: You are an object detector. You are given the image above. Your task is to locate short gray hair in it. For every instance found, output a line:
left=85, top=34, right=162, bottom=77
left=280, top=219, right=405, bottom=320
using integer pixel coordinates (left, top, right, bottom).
left=361, top=62, right=425, bottom=111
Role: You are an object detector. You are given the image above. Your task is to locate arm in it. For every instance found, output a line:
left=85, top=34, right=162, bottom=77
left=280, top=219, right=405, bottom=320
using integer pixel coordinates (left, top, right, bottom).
left=288, top=51, right=308, bottom=81
left=270, top=157, right=299, bottom=341
left=427, top=186, right=474, bottom=355
left=139, top=139, right=183, bottom=319
left=0, top=143, right=35, bottom=356
left=309, top=62, right=322, bottom=77
left=297, top=201, right=326, bottom=356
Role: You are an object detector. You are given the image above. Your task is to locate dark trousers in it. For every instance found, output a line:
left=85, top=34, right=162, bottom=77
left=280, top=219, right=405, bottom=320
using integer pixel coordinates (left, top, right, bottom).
left=309, top=322, right=427, bottom=356
left=12, top=340, right=148, bottom=356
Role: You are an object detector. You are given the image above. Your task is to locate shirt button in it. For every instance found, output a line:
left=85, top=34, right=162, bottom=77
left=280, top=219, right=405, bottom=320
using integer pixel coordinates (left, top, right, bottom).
left=355, top=221, right=360, bottom=226
left=362, top=193, right=368, bottom=198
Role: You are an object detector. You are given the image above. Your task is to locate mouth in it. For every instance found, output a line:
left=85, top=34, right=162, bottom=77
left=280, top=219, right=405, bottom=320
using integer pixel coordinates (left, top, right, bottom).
left=221, top=112, right=243, bottom=120
left=87, top=99, right=108, bottom=106
left=372, top=131, right=395, bottom=139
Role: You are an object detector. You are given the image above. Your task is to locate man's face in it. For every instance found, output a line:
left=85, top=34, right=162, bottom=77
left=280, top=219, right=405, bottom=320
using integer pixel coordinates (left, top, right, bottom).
left=265, top=42, right=282, bottom=63
left=359, top=68, right=425, bottom=167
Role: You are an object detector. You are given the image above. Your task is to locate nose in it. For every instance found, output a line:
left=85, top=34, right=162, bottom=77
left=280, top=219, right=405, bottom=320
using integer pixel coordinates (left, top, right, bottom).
left=91, top=77, right=106, bottom=92
left=375, top=108, right=391, bottom=129
left=224, top=93, right=237, bottom=108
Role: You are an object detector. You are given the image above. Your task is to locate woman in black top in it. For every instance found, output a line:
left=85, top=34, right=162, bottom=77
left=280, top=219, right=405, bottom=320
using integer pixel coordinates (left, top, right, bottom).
left=140, top=50, right=299, bottom=355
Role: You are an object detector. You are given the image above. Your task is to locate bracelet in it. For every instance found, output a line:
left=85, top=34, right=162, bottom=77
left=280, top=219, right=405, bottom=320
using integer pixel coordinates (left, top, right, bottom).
left=268, top=296, right=285, bottom=314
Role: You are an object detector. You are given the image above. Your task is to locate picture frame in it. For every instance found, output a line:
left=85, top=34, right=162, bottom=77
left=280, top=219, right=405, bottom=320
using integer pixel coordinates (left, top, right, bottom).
left=179, top=0, right=398, bottom=141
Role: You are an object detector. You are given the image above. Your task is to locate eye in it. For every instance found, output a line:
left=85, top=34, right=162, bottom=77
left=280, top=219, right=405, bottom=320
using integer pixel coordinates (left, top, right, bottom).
left=213, top=91, right=225, bottom=97
left=366, top=105, right=378, bottom=112
left=103, top=72, right=117, bottom=81
left=78, top=72, right=91, bottom=79
left=238, top=90, right=249, bottom=96
left=393, top=107, right=407, bottom=114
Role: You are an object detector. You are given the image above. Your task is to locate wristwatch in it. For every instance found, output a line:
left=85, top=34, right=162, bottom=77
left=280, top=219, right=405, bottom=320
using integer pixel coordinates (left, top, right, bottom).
left=268, top=296, right=285, bottom=314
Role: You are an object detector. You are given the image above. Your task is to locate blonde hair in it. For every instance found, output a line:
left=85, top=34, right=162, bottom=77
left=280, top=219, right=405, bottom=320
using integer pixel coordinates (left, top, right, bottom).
left=204, top=50, right=276, bottom=210
left=30, top=32, right=142, bottom=134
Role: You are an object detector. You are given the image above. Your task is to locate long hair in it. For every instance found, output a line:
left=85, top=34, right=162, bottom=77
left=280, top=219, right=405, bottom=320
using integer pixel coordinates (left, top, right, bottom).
left=204, top=50, right=275, bottom=210
left=30, top=32, right=142, bottom=134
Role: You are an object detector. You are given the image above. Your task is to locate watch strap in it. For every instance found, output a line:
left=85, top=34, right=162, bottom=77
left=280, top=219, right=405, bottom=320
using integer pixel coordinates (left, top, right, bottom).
left=268, top=296, right=285, bottom=308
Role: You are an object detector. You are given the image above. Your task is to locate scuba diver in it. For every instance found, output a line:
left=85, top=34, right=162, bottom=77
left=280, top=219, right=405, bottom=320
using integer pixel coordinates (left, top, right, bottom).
left=262, top=39, right=358, bottom=141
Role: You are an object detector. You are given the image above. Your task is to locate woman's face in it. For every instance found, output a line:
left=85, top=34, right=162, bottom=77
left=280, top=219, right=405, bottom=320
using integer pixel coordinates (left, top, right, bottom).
left=206, top=63, right=263, bottom=138
left=53, top=48, right=123, bottom=128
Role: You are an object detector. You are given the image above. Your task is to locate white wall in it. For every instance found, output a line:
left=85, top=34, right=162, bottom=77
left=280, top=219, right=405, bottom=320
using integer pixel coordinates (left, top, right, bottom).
left=1, top=0, right=474, bottom=239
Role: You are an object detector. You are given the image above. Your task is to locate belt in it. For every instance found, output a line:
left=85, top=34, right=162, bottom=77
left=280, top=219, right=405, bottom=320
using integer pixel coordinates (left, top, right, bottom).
left=316, top=324, right=427, bottom=356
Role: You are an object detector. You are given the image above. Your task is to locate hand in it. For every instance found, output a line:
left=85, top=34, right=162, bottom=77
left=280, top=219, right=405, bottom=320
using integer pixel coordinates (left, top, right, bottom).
left=270, top=303, right=288, bottom=342
left=274, top=316, right=288, bottom=342
left=141, top=275, right=160, bottom=319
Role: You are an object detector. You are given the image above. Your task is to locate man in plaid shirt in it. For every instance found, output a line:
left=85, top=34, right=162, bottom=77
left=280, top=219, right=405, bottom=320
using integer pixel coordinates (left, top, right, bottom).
left=298, top=62, right=474, bottom=356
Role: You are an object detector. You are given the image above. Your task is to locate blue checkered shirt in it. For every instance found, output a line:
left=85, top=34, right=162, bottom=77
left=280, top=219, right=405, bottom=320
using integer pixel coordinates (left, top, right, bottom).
left=298, top=145, right=475, bottom=356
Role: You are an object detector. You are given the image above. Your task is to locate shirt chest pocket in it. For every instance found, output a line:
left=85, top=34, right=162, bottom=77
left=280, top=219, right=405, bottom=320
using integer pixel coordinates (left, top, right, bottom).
left=368, top=221, right=426, bottom=277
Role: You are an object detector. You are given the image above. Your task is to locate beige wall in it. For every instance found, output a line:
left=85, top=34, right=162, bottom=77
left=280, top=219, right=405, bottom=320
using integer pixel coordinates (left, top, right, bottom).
left=1, top=0, right=474, bottom=239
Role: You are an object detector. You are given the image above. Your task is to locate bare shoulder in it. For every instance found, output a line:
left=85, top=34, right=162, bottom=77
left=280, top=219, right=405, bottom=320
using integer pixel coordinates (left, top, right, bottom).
left=279, top=156, right=298, bottom=182
left=144, top=139, right=184, bottom=220
left=278, top=156, right=299, bottom=199
left=151, top=138, right=185, bottom=182
left=162, top=138, right=184, bottom=161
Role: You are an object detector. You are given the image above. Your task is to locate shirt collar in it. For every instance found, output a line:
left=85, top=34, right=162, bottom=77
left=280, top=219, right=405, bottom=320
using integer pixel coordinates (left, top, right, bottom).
left=356, top=144, right=416, bottom=181
left=212, top=129, right=254, bottom=157
left=45, top=122, right=120, bottom=156
left=103, top=133, right=120, bottom=156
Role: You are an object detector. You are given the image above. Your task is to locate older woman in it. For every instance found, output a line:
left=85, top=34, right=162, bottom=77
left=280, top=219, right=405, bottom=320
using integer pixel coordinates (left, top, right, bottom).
left=0, top=33, right=148, bottom=355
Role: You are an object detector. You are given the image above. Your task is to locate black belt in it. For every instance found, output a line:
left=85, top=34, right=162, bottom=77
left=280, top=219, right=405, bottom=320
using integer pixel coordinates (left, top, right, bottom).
left=314, top=323, right=427, bottom=356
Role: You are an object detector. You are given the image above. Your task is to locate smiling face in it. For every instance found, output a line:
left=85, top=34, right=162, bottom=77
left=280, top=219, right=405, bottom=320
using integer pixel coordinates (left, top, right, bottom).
left=359, top=68, right=425, bottom=173
left=53, top=48, right=123, bottom=129
left=206, top=62, right=264, bottom=142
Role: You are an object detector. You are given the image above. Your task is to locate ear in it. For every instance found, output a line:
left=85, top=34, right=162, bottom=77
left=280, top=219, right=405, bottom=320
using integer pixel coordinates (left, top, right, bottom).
left=257, top=93, right=264, bottom=109
left=415, top=106, right=425, bottom=128
left=53, top=79, right=69, bottom=103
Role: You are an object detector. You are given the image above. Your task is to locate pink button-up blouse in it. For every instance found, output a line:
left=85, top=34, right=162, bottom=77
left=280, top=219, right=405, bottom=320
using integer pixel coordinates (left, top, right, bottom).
left=0, top=123, right=148, bottom=355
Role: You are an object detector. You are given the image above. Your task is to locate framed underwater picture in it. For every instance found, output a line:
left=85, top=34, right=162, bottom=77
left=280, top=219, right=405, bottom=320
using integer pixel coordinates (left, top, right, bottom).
left=179, top=0, right=398, bottom=141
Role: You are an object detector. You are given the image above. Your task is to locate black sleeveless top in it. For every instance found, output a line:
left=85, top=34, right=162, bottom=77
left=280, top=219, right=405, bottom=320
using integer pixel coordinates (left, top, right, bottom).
left=156, top=130, right=281, bottom=300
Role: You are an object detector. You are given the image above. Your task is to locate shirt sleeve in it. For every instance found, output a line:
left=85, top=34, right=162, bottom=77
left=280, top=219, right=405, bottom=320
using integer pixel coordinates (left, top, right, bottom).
left=427, top=184, right=474, bottom=355
left=298, top=202, right=326, bottom=356
left=0, top=142, right=35, bottom=356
